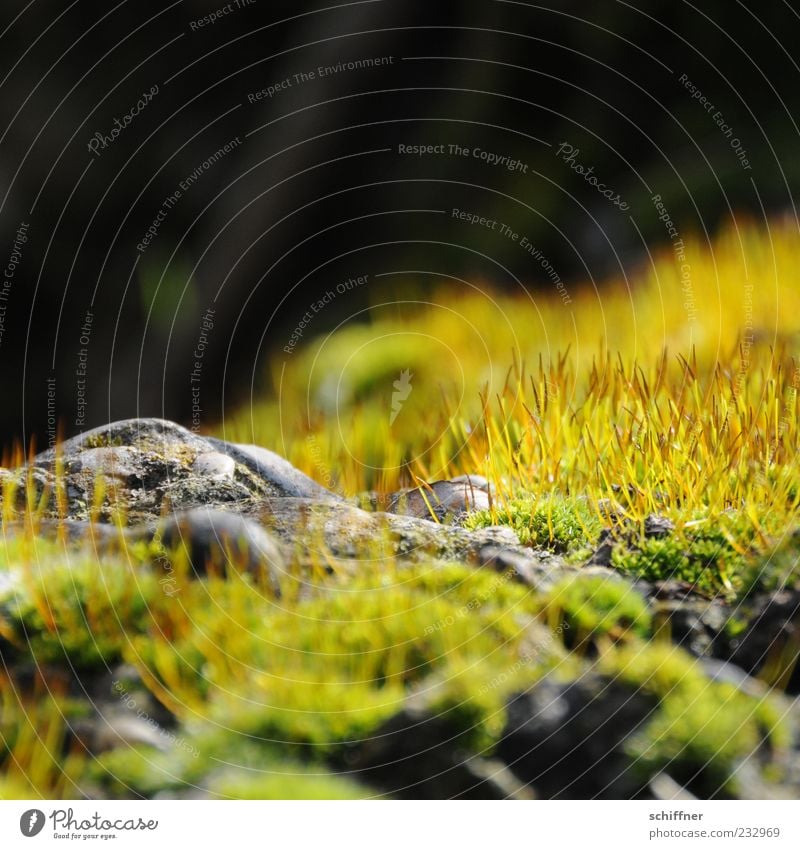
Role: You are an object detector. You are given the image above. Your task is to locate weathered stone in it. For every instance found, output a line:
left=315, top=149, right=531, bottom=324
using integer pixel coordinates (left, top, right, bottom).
left=156, top=507, right=284, bottom=595
left=588, top=513, right=675, bottom=568
left=467, top=525, right=520, bottom=548
left=192, top=451, right=236, bottom=479
left=728, top=589, right=800, bottom=694
left=69, top=446, right=143, bottom=482
left=67, top=664, right=185, bottom=758
left=33, top=519, right=127, bottom=544
left=649, top=771, right=698, bottom=801
left=70, top=711, right=172, bottom=755
left=496, top=674, right=658, bottom=799
left=387, top=477, right=491, bottom=522
left=449, top=474, right=492, bottom=493
left=252, top=497, right=549, bottom=571
left=474, top=544, right=571, bottom=591
left=340, top=679, right=535, bottom=799
left=22, top=418, right=335, bottom=524
left=587, top=527, right=616, bottom=567
left=650, top=595, right=728, bottom=658
left=644, top=514, right=675, bottom=538
left=204, top=438, right=340, bottom=501
left=698, top=657, right=770, bottom=698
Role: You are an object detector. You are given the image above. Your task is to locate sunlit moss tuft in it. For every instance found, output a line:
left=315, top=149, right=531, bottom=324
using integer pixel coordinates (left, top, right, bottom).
left=601, top=643, right=791, bottom=796
left=544, top=574, right=651, bottom=644
left=466, top=494, right=602, bottom=558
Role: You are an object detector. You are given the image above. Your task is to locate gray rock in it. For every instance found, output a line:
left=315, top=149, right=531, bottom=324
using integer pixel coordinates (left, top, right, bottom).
left=191, top=451, right=236, bottom=479
left=729, top=589, right=800, bottom=694
left=19, top=418, right=339, bottom=524
left=474, top=544, right=571, bottom=591
left=341, top=678, right=538, bottom=799
left=644, top=514, right=675, bottom=538
left=465, top=525, right=519, bottom=547
left=588, top=513, right=676, bottom=568
left=0, top=520, right=128, bottom=552
left=648, top=591, right=728, bottom=658
left=387, top=478, right=491, bottom=522
left=698, top=657, right=769, bottom=698
left=65, top=665, right=190, bottom=758
left=587, top=527, right=616, bottom=567
left=463, top=759, right=537, bottom=800
left=649, top=771, right=698, bottom=801
left=69, top=446, right=144, bottom=482
left=496, top=673, right=658, bottom=799
left=252, top=497, right=549, bottom=571
left=0, top=513, right=284, bottom=600
left=156, top=507, right=284, bottom=595
left=35, top=418, right=213, bottom=467
left=204, top=438, right=340, bottom=501
left=5, top=419, right=575, bottom=592
left=70, top=711, right=172, bottom=755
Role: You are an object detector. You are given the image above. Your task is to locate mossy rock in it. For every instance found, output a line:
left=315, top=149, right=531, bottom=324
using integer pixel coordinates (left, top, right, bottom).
left=466, top=494, right=602, bottom=559
left=544, top=573, right=652, bottom=647
left=601, top=643, right=792, bottom=797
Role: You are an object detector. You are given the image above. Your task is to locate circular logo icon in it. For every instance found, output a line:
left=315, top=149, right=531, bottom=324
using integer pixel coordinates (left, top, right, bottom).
left=19, top=810, right=46, bottom=837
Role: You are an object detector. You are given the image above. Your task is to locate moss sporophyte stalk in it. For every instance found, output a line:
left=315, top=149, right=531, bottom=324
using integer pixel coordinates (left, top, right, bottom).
left=2, top=219, right=799, bottom=800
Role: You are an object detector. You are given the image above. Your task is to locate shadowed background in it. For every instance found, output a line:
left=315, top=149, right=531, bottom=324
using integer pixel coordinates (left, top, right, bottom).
left=1, top=0, right=798, bottom=444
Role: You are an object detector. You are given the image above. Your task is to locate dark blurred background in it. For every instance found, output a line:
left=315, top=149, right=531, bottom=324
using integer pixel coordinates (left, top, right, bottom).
left=1, top=0, right=798, bottom=446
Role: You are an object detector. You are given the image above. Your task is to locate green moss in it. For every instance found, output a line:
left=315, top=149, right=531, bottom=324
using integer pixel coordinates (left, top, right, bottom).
left=422, top=657, right=545, bottom=754
left=611, top=522, right=750, bottom=597
left=545, top=574, right=651, bottom=642
left=209, top=768, right=370, bottom=800
left=466, top=495, right=602, bottom=558
left=0, top=538, right=165, bottom=669
left=126, top=563, right=555, bottom=758
left=602, top=643, right=791, bottom=796
left=303, top=326, right=438, bottom=411
left=96, top=731, right=371, bottom=799
left=95, top=743, right=205, bottom=797
left=742, top=528, right=800, bottom=595
left=95, top=563, right=562, bottom=795
left=81, top=433, right=124, bottom=449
